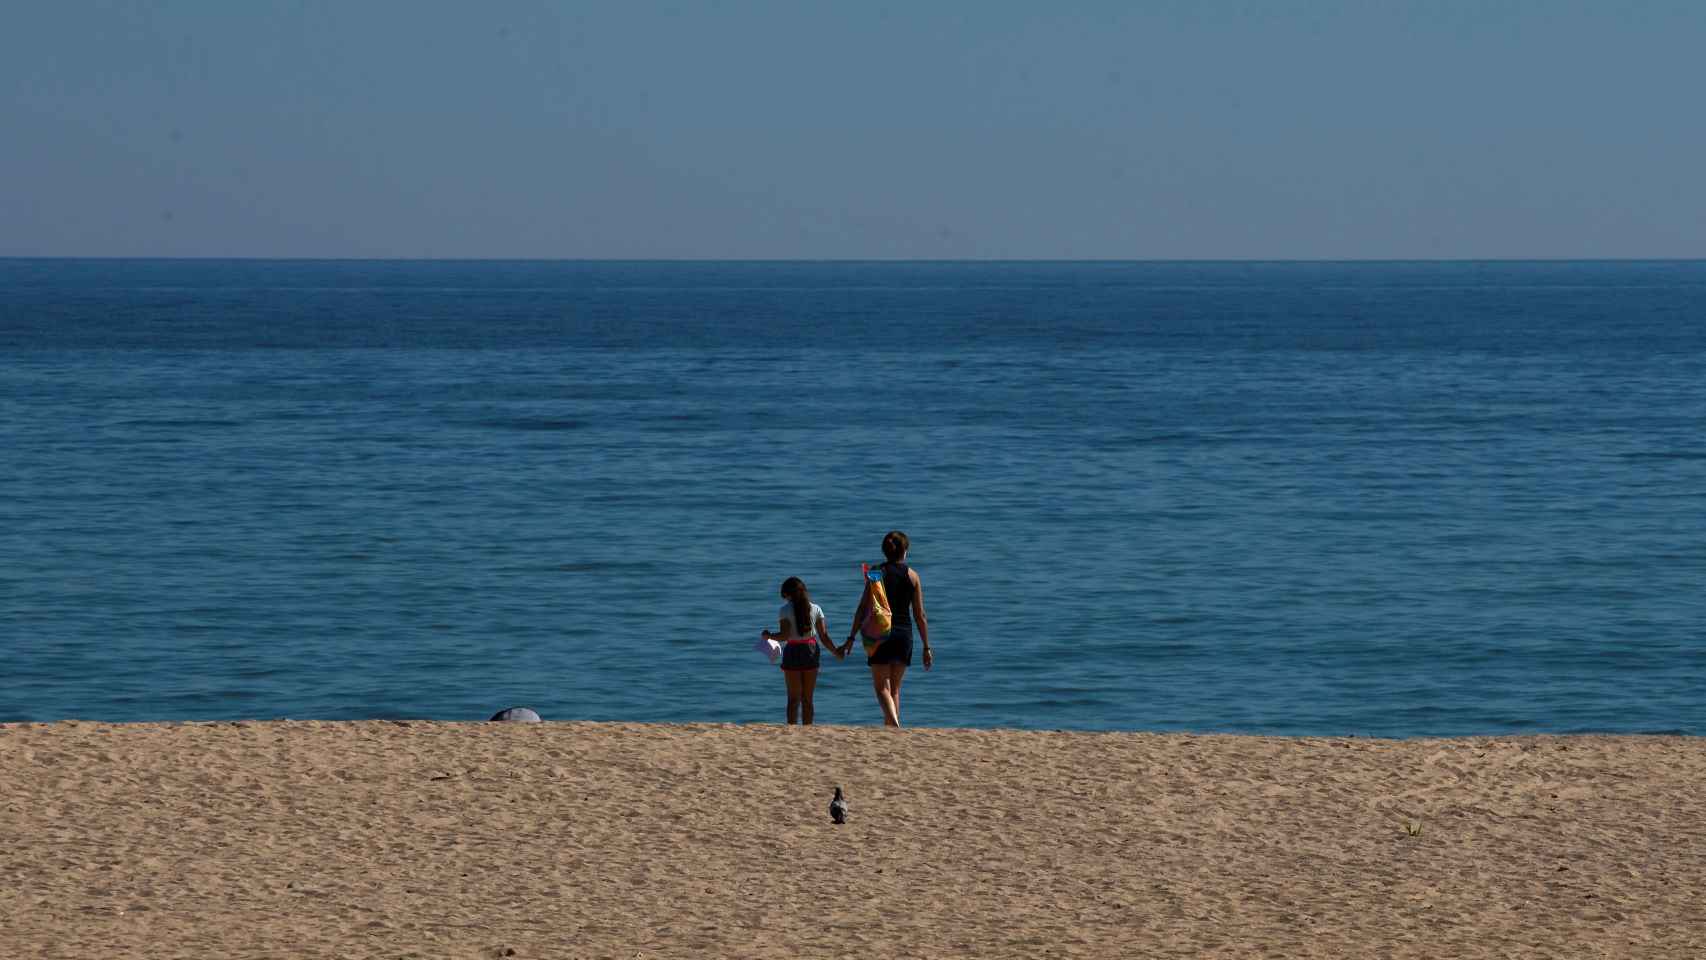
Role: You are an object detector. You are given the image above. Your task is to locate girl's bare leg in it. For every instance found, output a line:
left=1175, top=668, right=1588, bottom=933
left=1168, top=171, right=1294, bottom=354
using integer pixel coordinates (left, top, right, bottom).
left=870, top=665, right=900, bottom=727
left=799, top=669, right=819, bottom=725
left=784, top=670, right=804, bottom=724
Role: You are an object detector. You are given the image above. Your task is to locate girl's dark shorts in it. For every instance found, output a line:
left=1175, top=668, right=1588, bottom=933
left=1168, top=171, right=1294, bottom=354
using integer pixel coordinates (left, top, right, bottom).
left=865, top=627, right=913, bottom=667
left=780, top=642, right=821, bottom=671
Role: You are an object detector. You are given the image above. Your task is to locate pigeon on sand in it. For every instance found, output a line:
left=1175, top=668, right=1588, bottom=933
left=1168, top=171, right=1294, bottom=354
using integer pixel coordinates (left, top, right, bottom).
left=829, top=787, right=848, bottom=824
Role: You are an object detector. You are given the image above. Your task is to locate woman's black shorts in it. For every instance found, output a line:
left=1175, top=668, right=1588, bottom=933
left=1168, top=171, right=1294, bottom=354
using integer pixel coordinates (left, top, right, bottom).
left=865, top=627, right=913, bottom=667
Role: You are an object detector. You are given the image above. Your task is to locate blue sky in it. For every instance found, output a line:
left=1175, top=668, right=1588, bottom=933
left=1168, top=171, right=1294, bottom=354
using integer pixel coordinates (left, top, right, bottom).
left=4, top=1, right=1703, bottom=259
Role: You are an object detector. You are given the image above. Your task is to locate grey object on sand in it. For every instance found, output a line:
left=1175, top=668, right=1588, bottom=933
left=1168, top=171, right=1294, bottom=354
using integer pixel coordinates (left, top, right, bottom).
left=489, top=707, right=543, bottom=723
left=830, top=786, right=848, bottom=824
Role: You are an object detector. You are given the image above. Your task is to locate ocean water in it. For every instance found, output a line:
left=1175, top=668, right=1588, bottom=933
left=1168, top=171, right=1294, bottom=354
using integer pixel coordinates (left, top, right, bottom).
left=3, top=259, right=1704, bottom=736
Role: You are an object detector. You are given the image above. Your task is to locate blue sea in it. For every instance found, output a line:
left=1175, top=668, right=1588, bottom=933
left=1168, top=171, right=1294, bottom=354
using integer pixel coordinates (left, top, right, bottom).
left=3, top=259, right=1704, bottom=735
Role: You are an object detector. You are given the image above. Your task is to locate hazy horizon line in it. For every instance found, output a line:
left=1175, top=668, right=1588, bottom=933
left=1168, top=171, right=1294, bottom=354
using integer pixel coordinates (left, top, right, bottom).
left=5, top=255, right=1705, bottom=265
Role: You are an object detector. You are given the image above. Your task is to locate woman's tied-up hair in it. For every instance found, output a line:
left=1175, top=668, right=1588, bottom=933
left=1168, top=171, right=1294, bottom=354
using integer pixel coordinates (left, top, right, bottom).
left=881, top=530, right=910, bottom=563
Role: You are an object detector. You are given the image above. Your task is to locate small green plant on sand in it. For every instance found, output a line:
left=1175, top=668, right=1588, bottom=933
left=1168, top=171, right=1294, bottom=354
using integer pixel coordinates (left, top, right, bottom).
left=1402, top=819, right=1423, bottom=837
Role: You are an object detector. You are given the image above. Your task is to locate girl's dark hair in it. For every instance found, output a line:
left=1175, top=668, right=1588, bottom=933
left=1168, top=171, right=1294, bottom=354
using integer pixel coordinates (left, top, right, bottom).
left=780, top=577, right=812, bottom=637
left=881, top=530, right=910, bottom=563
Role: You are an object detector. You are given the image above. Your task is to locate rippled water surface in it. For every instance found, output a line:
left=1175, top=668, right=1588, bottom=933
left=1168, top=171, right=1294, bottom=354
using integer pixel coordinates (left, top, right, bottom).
left=4, top=259, right=1704, bottom=734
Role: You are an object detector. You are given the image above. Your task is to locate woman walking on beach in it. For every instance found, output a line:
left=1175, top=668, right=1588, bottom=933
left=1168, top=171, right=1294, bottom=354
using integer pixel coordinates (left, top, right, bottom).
left=844, top=530, right=931, bottom=727
left=763, top=577, right=840, bottom=724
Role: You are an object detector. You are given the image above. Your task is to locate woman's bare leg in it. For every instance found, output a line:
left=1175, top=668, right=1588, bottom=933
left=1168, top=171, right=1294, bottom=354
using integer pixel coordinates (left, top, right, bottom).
left=869, top=665, right=900, bottom=727
left=799, top=669, right=819, bottom=725
left=886, top=664, right=908, bottom=724
left=784, top=670, right=804, bottom=724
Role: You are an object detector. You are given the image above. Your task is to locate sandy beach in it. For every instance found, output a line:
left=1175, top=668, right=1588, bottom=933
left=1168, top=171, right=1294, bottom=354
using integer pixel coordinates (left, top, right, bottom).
left=2, top=721, right=1703, bottom=959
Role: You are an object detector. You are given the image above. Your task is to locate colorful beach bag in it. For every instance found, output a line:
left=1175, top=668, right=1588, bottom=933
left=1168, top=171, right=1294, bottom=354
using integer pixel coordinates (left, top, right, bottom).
left=857, top=564, right=893, bottom=657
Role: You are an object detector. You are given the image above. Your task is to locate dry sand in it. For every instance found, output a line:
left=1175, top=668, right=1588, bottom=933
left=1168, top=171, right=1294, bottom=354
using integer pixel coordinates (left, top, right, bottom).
left=2, top=721, right=1703, bottom=959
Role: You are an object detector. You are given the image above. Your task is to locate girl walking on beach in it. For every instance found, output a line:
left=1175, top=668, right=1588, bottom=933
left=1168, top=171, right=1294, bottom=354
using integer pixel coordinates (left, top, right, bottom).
left=844, top=530, right=931, bottom=727
left=763, top=577, right=840, bottom=724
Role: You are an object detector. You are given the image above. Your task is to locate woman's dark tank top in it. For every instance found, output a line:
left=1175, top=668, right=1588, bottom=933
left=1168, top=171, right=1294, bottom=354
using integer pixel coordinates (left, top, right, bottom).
left=881, top=561, right=915, bottom=634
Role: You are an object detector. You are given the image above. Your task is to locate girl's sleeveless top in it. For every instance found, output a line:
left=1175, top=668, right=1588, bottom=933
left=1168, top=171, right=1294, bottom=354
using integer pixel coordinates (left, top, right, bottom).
left=881, top=562, right=915, bottom=634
